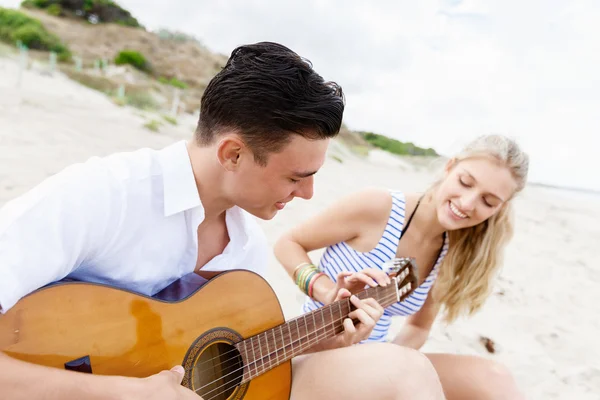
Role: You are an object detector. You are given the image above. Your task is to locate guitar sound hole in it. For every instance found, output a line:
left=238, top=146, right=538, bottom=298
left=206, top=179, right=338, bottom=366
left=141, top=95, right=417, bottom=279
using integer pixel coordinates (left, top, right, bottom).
left=193, top=342, right=243, bottom=400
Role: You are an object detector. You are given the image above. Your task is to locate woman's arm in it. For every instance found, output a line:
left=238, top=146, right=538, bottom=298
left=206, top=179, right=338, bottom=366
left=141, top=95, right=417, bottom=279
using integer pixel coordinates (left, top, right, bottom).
left=392, top=289, right=441, bottom=350
left=274, top=188, right=393, bottom=304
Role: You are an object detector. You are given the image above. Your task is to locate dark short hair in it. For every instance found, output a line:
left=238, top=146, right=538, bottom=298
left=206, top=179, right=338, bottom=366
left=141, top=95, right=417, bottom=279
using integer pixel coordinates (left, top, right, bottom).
left=195, top=41, right=345, bottom=165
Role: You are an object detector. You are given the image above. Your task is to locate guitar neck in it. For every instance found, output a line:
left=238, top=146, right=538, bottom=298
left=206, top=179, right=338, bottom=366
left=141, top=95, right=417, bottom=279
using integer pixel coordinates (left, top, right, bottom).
left=237, top=284, right=399, bottom=383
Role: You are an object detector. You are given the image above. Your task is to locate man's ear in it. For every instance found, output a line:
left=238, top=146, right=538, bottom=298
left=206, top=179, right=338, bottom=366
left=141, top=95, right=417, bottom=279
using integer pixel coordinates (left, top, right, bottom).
left=216, top=136, right=245, bottom=171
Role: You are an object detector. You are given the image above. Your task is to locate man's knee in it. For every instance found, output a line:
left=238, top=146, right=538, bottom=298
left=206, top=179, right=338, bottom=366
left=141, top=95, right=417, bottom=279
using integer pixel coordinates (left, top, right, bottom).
left=480, top=360, right=525, bottom=400
left=290, top=343, right=444, bottom=400
left=375, top=345, right=443, bottom=399
left=380, top=345, right=434, bottom=373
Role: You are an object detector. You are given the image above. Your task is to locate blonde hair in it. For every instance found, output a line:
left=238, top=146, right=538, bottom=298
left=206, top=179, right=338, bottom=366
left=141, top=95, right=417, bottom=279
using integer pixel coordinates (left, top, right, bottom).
left=432, top=135, right=529, bottom=323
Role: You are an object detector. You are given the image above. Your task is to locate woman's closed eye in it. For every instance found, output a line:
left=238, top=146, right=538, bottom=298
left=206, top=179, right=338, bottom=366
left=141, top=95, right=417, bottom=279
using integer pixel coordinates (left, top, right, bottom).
left=483, top=196, right=501, bottom=208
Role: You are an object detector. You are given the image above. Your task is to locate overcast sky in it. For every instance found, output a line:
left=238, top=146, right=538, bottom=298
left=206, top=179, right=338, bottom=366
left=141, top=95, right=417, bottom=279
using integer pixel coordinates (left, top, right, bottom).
left=2, top=0, right=598, bottom=191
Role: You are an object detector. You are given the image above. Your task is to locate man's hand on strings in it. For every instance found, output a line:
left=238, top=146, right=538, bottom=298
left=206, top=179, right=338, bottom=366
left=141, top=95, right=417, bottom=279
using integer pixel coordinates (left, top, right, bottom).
left=308, top=291, right=385, bottom=352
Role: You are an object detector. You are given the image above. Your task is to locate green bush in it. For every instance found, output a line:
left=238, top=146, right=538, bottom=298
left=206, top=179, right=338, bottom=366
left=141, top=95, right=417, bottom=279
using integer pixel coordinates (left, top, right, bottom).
left=125, top=91, right=158, bottom=110
left=114, top=17, right=141, bottom=28
left=0, top=7, right=35, bottom=28
left=360, top=132, right=439, bottom=157
left=162, top=114, right=177, bottom=125
left=0, top=7, right=71, bottom=60
left=11, top=24, right=47, bottom=49
left=143, top=119, right=161, bottom=132
left=20, top=0, right=35, bottom=9
left=47, top=4, right=62, bottom=16
left=83, top=0, right=94, bottom=11
left=114, top=50, right=150, bottom=72
left=21, top=0, right=142, bottom=28
left=20, top=0, right=49, bottom=9
left=158, top=76, right=187, bottom=89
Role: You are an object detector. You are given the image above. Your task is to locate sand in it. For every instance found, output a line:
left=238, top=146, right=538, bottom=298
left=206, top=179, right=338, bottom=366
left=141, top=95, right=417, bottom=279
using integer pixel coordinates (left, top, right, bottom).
left=1, top=51, right=598, bottom=399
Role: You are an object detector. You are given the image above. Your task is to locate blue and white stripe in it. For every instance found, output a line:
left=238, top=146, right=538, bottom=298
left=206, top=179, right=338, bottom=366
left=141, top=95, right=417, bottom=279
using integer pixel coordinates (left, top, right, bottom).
left=302, top=190, right=449, bottom=342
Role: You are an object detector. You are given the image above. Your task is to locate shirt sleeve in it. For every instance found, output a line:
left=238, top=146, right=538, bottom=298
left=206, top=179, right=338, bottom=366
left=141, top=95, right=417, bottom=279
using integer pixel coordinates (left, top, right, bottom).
left=0, top=158, right=117, bottom=313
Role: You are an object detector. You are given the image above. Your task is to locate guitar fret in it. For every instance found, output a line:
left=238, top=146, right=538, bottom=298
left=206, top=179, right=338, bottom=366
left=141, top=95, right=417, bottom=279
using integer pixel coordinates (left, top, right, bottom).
left=311, top=311, right=317, bottom=346
left=242, top=342, right=250, bottom=380
left=259, top=333, right=265, bottom=374
left=304, top=313, right=309, bottom=348
left=289, top=319, right=294, bottom=354
left=296, top=317, right=302, bottom=353
left=306, top=314, right=312, bottom=351
left=327, top=305, right=332, bottom=335
left=265, top=332, right=270, bottom=370
left=272, top=328, right=277, bottom=364
left=320, top=308, right=326, bottom=339
left=250, top=336, right=258, bottom=377
left=304, top=314, right=309, bottom=346
left=280, top=324, right=286, bottom=360
left=330, top=310, right=334, bottom=332
left=329, top=304, right=336, bottom=335
left=337, top=301, right=342, bottom=335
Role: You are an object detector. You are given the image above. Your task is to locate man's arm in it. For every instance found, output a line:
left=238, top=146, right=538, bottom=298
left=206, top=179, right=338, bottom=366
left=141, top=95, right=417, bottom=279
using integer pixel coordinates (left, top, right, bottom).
left=0, top=159, right=115, bottom=312
left=0, top=352, right=200, bottom=400
left=0, top=352, right=130, bottom=400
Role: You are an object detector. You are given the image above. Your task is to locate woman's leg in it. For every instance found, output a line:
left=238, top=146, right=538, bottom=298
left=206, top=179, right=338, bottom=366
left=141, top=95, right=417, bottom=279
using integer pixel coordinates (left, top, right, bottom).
left=425, top=353, right=525, bottom=400
left=291, top=343, right=445, bottom=400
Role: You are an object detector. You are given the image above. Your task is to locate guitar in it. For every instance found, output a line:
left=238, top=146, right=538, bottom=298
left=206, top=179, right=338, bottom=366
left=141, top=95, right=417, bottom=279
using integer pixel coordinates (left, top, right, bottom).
left=0, top=258, right=417, bottom=400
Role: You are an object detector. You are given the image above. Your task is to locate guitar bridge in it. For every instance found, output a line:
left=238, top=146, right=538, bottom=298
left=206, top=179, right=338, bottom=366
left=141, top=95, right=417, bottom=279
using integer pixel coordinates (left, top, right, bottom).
left=64, top=355, right=93, bottom=374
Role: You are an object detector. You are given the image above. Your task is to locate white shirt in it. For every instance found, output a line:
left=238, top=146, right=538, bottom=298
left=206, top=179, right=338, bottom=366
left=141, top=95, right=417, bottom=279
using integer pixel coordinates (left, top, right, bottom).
left=0, top=140, right=268, bottom=313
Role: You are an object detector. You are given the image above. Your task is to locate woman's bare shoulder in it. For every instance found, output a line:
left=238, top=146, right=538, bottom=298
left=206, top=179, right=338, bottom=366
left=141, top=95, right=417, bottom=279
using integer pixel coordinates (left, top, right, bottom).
left=348, top=187, right=394, bottom=218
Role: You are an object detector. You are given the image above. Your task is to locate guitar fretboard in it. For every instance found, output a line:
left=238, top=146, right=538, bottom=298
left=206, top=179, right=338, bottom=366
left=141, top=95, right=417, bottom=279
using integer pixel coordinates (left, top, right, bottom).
left=236, top=282, right=404, bottom=383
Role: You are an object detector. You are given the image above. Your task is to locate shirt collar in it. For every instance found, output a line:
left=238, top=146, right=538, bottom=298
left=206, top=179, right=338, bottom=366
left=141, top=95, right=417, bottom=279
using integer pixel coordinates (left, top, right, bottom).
left=158, top=140, right=251, bottom=249
left=226, top=205, right=251, bottom=250
left=158, top=140, right=203, bottom=218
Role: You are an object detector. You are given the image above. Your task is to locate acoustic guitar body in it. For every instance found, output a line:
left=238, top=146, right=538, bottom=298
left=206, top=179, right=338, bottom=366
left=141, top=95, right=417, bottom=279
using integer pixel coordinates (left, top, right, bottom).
left=0, top=270, right=291, bottom=400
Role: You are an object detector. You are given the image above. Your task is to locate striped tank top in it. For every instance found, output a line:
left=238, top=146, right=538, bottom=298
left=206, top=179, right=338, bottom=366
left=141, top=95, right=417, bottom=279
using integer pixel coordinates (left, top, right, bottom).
left=302, top=190, right=449, bottom=343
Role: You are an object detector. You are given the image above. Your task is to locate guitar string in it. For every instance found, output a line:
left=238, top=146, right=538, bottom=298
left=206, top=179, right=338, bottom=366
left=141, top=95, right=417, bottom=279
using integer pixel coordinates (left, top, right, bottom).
left=190, top=297, right=353, bottom=372
left=194, top=290, right=405, bottom=399
left=198, top=322, right=338, bottom=399
left=185, top=288, right=396, bottom=367
left=191, top=284, right=396, bottom=375
left=198, top=289, right=407, bottom=400
left=184, top=266, right=412, bottom=374
left=201, top=327, right=339, bottom=400
left=192, top=285, right=406, bottom=386
left=193, top=300, right=353, bottom=383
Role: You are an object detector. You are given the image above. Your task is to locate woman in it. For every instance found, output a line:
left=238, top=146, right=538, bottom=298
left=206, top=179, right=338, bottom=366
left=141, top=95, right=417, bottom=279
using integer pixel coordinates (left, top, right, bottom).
left=275, top=134, right=529, bottom=399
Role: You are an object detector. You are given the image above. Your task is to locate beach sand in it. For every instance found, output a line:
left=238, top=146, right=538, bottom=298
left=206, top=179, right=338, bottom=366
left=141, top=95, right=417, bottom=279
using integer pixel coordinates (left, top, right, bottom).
left=1, top=53, right=598, bottom=399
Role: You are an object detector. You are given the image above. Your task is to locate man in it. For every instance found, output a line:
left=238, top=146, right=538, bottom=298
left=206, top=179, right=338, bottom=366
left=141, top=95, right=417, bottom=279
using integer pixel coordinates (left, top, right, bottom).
left=0, top=42, right=444, bottom=399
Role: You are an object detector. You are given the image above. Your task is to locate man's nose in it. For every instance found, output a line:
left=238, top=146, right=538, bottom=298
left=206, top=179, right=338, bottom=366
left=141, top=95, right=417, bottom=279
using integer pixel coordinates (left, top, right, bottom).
left=294, top=176, right=314, bottom=200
